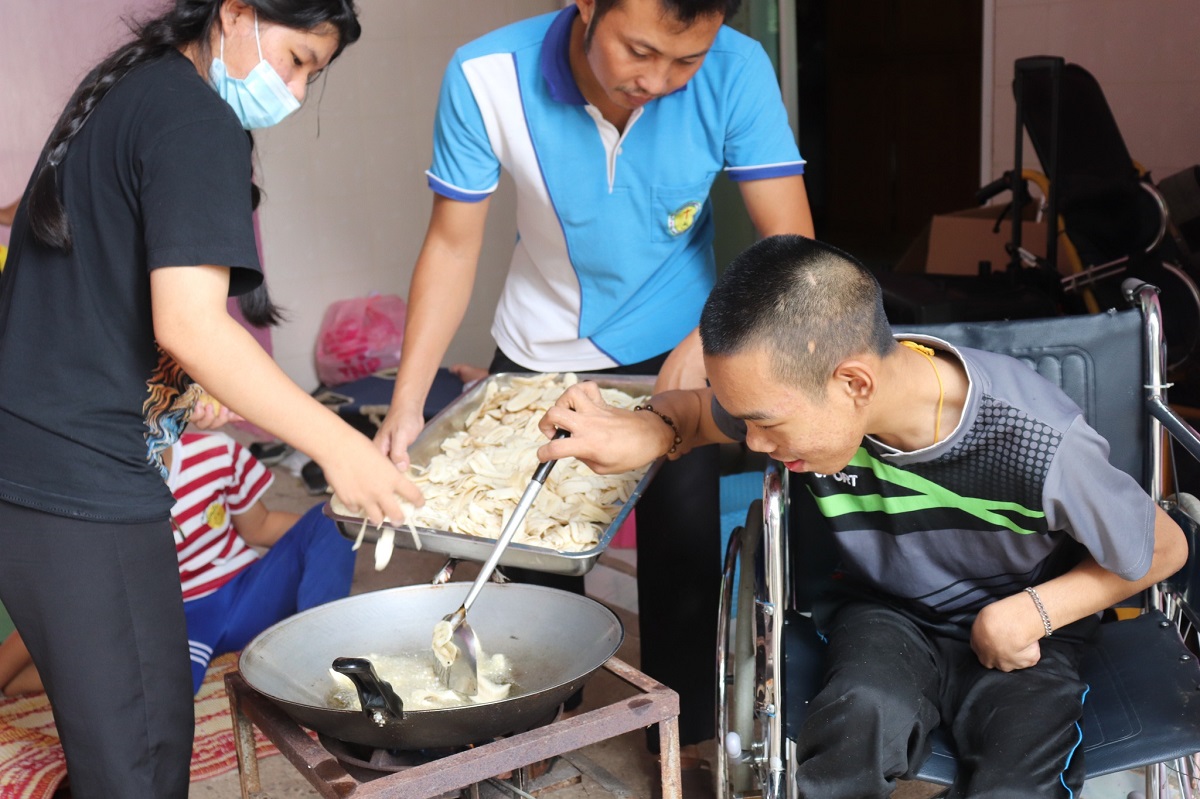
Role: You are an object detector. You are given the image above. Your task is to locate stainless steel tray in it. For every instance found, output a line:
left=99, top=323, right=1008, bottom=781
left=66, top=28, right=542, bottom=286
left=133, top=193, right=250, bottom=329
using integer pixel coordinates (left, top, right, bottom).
left=324, top=373, right=660, bottom=576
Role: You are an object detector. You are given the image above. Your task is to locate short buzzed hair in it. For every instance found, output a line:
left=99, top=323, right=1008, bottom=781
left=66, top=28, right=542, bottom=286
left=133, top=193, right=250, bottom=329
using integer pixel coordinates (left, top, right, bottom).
left=593, top=0, right=741, bottom=26
left=700, top=235, right=896, bottom=398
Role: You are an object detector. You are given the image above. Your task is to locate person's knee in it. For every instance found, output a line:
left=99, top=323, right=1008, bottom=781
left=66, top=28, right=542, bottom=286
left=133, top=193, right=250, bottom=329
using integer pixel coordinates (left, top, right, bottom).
left=809, top=678, right=923, bottom=733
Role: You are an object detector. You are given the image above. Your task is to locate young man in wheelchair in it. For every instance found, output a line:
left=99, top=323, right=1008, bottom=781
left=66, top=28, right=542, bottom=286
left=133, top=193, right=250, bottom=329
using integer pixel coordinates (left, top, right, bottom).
left=537, top=234, right=1189, bottom=798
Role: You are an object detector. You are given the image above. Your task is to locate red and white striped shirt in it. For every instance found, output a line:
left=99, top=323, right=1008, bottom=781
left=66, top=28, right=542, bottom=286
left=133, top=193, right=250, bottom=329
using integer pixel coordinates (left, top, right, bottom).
left=169, top=432, right=273, bottom=601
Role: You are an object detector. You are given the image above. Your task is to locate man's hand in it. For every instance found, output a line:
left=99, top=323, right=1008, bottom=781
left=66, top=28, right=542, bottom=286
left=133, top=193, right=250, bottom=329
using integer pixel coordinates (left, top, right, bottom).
left=654, top=328, right=707, bottom=393
left=373, top=405, right=425, bottom=472
left=537, top=382, right=675, bottom=473
left=970, top=593, right=1045, bottom=671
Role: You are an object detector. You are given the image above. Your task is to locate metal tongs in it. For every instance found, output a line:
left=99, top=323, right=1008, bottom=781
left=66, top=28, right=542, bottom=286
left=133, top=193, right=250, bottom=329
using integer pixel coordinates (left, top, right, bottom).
left=433, top=429, right=570, bottom=695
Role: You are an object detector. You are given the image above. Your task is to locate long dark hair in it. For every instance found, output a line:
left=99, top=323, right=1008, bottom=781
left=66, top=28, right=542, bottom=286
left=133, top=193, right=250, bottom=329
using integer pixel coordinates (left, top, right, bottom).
left=26, top=0, right=361, bottom=326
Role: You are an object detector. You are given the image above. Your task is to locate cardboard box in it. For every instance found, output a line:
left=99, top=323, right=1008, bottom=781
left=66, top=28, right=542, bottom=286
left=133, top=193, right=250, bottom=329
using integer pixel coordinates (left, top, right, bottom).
left=898, top=204, right=1062, bottom=277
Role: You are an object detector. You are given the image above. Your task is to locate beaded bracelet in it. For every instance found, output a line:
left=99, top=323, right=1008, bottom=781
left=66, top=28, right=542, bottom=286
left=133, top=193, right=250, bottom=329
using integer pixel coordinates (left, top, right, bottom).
left=634, top=403, right=683, bottom=455
left=1024, top=586, right=1054, bottom=638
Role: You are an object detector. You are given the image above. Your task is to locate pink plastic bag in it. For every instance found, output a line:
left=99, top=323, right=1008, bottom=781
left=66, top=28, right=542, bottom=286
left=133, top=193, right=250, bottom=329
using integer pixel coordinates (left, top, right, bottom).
left=315, top=293, right=407, bottom=387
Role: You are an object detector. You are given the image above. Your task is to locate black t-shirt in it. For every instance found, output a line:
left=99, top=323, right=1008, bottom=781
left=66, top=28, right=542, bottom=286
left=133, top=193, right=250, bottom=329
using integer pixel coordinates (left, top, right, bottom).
left=0, top=51, right=262, bottom=522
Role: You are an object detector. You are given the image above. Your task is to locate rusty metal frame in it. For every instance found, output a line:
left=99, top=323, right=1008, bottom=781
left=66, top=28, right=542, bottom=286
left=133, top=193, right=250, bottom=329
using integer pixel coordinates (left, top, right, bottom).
left=226, top=656, right=682, bottom=799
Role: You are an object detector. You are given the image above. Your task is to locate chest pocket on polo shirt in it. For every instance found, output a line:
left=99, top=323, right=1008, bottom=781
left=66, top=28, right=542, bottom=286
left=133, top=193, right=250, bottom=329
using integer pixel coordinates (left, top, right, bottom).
left=652, top=180, right=711, bottom=243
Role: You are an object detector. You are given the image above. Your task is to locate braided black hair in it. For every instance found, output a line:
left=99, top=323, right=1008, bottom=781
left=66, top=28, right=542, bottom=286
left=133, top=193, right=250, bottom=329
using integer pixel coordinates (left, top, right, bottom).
left=26, top=0, right=361, bottom=327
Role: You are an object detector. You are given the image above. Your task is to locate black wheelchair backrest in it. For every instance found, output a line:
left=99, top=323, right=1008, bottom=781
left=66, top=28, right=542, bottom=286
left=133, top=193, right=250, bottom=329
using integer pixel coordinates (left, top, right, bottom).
left=895, top=307, right=1145, bottom=485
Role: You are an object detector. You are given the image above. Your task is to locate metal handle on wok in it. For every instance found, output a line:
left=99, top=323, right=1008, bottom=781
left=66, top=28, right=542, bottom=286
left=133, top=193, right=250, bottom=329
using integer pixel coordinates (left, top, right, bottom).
left=459, top=429, right=570, bottom=615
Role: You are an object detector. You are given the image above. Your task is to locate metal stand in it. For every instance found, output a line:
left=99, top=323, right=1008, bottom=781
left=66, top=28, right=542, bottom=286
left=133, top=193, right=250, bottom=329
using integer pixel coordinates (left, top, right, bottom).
left=226, top=657, right=682, bottom=799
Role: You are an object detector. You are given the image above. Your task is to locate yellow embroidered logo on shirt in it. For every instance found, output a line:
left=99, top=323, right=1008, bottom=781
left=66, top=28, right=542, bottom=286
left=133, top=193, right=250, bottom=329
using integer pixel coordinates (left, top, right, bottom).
left=667, top=202, right=702, bottom=236
left=206, top=503, right=227, bottom=529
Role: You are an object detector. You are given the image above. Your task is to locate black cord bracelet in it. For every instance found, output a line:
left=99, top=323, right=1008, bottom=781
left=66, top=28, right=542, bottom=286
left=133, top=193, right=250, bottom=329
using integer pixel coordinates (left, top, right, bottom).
left=634, top=403, right=683, bottom=455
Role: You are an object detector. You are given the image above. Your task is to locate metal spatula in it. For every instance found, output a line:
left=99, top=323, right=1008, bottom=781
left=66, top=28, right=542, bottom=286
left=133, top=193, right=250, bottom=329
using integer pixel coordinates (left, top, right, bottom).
left=433, top=429, right=570, bottom=695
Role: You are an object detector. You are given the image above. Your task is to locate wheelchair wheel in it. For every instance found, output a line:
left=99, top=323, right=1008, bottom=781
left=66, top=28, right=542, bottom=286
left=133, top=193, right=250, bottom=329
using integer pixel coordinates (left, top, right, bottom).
left=716, top=509, right=760, bottom=798
left=716, top=465, right=791, bottom=799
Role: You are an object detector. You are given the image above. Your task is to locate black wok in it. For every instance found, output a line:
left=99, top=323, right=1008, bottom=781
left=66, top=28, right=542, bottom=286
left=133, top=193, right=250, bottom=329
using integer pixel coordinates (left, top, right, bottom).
left=238, top=582, right=622, bottom=750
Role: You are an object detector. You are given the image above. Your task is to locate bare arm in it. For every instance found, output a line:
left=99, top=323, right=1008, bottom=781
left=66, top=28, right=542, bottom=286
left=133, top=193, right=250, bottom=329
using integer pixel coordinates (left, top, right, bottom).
left=536, top=382, right=736, bottom=473
left=653, top=175, right=815, bottom=394
left=971, top=504, right=1190, bottom=671
left=653, top=327, right=707, bottom=394
left=151, top=265, right=420, bottom=526
left=737, top=174, right=815, bottom=239
left=375, top=195, right=491, bottom=468
left=231, top=501, right=301, bottom=549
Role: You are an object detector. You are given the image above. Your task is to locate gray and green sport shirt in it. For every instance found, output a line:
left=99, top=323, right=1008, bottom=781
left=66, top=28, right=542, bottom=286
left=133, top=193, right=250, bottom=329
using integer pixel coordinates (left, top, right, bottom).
left=713, top=335, right=1157, bottom=634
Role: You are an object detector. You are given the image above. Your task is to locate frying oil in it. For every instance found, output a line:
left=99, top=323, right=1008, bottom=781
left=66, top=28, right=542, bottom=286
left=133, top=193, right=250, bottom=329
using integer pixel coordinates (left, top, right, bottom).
left=327, top=650, right=515, bottom=710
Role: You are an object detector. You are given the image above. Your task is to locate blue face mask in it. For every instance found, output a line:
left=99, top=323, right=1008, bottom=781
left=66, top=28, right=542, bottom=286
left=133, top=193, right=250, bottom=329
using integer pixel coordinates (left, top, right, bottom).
left=209, top=12, right=301, bottom=130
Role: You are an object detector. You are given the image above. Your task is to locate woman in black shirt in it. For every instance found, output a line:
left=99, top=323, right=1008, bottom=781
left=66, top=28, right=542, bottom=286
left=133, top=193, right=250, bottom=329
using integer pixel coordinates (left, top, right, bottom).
left=0, top=2, right=418, bottom=795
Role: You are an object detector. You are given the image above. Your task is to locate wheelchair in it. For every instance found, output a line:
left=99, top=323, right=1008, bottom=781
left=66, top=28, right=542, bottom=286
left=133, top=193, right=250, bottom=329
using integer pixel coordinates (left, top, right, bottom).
left=716, top=281, right=1200, bottom=799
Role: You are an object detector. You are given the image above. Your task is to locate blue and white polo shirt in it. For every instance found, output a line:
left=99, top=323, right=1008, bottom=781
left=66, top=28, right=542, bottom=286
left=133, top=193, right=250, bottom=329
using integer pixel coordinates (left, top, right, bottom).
left=429, top=6, right=806, bottom=371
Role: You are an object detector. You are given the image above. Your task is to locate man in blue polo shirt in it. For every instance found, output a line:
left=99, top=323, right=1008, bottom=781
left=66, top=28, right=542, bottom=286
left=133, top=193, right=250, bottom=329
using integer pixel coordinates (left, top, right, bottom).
left=376, top=0, right=813, bottom=772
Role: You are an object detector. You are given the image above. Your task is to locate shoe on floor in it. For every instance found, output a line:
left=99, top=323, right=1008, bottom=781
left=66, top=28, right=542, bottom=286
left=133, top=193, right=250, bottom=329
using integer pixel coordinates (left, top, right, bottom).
left=248, top=440, right=292, bottom=466
left=301, top=460, right=328, bottom=495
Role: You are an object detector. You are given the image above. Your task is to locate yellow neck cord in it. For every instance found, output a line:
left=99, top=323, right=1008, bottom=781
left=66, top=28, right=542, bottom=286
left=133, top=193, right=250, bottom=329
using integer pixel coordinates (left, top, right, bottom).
left=899, top=340, right=944, bottom=444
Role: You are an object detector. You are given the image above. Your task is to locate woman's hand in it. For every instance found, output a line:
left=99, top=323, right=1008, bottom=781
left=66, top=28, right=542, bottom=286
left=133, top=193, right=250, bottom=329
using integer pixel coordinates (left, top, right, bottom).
left=323, top=431, right=424, bottom=527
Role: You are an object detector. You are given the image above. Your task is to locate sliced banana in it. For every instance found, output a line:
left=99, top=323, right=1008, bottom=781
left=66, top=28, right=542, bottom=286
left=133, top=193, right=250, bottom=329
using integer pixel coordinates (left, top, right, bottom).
left=333, top=373, right=648, bottom=562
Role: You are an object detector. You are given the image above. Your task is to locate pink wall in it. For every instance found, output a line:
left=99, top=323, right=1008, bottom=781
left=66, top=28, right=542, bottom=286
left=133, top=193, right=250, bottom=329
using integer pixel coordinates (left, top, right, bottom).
left=0, top=0, right=165, bottom=246
left=987, top=0, right=1200, bottom=189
